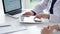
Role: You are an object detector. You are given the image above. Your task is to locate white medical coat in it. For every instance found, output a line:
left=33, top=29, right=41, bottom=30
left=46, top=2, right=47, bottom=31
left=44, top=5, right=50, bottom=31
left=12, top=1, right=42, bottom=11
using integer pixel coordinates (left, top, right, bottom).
left=32, top=0, right=60, bottom=23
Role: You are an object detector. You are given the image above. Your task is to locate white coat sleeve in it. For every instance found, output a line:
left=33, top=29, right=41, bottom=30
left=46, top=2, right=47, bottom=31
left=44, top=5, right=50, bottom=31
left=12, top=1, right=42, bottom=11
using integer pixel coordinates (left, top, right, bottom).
left=32, top=0, right=49, bottom=14
left=49, top=14, right=60, bottom=23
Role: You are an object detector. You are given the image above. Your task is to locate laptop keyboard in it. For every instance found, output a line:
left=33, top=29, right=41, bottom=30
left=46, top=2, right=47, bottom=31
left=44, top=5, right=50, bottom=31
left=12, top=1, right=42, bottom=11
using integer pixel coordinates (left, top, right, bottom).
left=8, top=9, right=22, bottom=15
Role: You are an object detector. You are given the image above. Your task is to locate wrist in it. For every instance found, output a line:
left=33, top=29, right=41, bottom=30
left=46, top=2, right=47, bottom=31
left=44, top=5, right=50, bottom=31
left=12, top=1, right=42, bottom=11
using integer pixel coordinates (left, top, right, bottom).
left=31, top=10, right=36, bottom=16
left=57, top=25, right=60, bottom=30
left=43, top=14, right=50, bottom=19
left=48, top=15, right=50, bottom=19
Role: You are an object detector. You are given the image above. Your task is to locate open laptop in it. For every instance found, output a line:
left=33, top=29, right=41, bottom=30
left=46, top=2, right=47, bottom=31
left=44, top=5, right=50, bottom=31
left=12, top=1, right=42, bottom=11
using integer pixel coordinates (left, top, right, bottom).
left=2, top=0, right=22, bottom=19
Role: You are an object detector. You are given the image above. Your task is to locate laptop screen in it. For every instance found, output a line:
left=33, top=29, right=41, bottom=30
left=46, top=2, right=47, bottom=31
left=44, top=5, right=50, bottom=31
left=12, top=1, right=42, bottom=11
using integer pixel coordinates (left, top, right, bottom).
left=2, top=0, right=22, bottom=14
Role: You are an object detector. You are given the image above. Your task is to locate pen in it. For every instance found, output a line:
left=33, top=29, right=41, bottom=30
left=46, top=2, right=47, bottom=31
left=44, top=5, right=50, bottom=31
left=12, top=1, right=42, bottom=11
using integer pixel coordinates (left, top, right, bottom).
left=0, top=25, right=10, bottom=27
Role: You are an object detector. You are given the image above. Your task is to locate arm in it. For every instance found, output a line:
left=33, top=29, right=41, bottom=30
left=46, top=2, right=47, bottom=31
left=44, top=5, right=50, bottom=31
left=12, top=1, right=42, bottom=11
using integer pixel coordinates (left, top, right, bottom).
left=32, top=0, right=49, bottom=14
left=22, top=0, right=49, bottom=16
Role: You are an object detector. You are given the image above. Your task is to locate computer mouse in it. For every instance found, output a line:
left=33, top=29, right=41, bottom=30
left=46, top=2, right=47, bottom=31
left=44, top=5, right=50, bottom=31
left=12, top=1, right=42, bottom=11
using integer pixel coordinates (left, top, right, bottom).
left=34, top=18, right=42, bottom=22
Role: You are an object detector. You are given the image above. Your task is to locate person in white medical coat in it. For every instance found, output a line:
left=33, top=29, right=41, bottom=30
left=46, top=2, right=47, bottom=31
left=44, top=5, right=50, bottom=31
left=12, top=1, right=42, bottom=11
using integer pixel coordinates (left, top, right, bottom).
left=22, top=0, right=60, bottom=34
left=22, top=0, right=60, bottom=23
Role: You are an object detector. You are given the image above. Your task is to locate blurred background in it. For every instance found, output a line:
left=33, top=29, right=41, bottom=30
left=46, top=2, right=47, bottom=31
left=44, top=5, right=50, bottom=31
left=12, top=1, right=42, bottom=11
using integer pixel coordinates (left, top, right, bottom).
left=22, top=0, right=42, bottom=9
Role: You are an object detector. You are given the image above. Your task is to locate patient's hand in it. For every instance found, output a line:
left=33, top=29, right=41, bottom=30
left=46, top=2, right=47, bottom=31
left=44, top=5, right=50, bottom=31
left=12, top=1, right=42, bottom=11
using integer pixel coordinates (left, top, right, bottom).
left=41, top=26, right=53, bottom=34
left=41, top=24, right=60, bottom=34
left=52, top=25, right=60, bottom=30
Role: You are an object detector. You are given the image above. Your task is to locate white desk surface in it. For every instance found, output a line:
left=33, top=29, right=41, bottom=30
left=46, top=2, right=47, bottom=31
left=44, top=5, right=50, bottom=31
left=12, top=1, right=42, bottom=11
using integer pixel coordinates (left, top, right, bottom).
left=0, top=11, right=60, bottom=34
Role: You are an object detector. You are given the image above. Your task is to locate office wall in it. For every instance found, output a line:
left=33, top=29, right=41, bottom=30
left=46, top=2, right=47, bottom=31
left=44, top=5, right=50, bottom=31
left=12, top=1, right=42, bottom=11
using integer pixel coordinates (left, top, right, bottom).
left=0, top=0, right=4, bottom=14
left=22, top=0, right=30, bottom=9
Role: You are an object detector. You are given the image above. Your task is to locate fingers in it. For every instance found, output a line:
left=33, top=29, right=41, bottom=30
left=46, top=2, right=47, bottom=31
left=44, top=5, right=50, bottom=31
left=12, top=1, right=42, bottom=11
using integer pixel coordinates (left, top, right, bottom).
left=43, top=26, right=52, bottom=31
left=43, top=27, right=48, bottom=30
left=34, top=14, right=41, bottom=19
left=22, top=11, right=34, bottom=17
left=42, top=25, right=55, bottom=31
left=47, top=26, right=54, bottom=31
left=34, top=14, right=49, bottom=19
left=46, top=24, right=59, bottom=31
left=41, top=27, right=53, bottom=34
left=22, top=12, right=31, bottom=17
left=22, top=14, right=30, bottom=17
left=34, top=16, right=41, bottom=19
left=52, top=24, right=59, bottom=30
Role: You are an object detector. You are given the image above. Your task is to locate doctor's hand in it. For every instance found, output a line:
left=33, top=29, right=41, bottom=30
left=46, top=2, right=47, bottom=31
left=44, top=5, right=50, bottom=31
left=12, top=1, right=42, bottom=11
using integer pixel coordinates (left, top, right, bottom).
left=22, top=11, right=34, bottom=17
left=34, top=13, right=49, bottom=19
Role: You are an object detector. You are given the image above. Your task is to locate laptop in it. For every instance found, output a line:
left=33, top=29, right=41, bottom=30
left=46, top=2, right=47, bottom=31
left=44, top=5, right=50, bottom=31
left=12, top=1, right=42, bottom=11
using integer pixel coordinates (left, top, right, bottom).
left=2, top=0, right=22, bottom=19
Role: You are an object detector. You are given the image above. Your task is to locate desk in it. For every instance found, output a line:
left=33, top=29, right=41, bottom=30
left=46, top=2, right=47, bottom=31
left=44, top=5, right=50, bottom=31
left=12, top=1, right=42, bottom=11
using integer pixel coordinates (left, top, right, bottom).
left=0, top=11, right=60, bottom=34
left=6, top=23, right=60, bottom=34
left=0, top=11, right=26, bottom=34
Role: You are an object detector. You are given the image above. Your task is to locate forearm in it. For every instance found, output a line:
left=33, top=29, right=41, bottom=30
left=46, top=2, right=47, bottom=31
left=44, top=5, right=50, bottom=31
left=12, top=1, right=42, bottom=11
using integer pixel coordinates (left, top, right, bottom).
left=32, top=0, right=49, bottom=14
